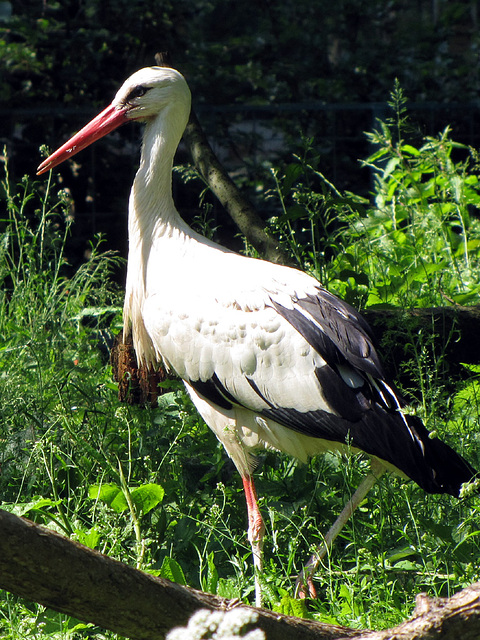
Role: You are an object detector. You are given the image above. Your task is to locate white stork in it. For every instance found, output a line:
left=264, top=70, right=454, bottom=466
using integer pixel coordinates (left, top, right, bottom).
left=37, top=66, right=476, bottom=607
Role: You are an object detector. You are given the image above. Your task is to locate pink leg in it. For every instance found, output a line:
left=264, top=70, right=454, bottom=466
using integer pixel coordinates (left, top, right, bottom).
left=242, top=475, right=265, bottom=607
left=295, top=459, right=386, bottom=598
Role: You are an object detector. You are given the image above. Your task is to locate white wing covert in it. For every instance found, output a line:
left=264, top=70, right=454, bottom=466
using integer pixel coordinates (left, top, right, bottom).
left=142, top=249, right=476, bottom=496
left=143, top=258, right=387, bottom=430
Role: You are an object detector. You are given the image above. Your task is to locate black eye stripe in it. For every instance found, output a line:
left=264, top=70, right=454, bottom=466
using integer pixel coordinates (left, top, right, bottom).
left=126, top=85, right=150, bottom=102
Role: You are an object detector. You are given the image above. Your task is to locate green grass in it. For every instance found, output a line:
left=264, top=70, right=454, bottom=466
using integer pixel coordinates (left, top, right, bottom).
left=1, top=95, right=480, bottom=639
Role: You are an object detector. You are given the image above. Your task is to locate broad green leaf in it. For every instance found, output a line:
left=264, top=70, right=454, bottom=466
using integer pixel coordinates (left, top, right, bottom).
left=105, top=381, right=121, bottom=392
left=454, top=239, right=480, bottom=256
left=273, top=593, right=308, bottom=617
left=130, top=483, right=165, bottom=515
left=216, top=578, right=241, bottom=600
left=160, top=556, right=186, bottom=585
left=13, top=498, right=60, bottom=517
left=460, top=362, right=480, bottom=374
left=367, top=146, right=391, bottom=163
left=451, top=290, right=480, bottom=305
left=109, top=492, right=129, bottom=513
left=453, top=379, right=480, bottom=414
left=393, top=560, right=422, bottom=571
left=74, top=526, right=101, bottom=549
left=155, top=391, right=179, bottom=408
left=404, top=261, right=444, bottom=284
left=281, top=163, right=303, bottom=195
left=387, top=546, right=417, bottom=563
left=88, top=483, right=121, bottom=504
left=391, top=229, right=408, bottom=245
left=88, top=483, right=128, bottom=513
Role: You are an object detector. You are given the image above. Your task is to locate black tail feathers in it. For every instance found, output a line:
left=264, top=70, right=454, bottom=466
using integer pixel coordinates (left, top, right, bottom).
left=414, top=426, right=477, bottom=497
left=353, top=409, right=477, bottom=498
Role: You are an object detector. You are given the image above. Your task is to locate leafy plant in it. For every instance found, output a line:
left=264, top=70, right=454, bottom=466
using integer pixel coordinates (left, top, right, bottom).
left=1, top=89, right=480, bottom=640
left=269, top=84, right=480, bottom=312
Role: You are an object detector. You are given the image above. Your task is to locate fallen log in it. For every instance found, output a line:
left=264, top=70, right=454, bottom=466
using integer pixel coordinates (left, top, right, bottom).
left=1, top=509, right=480, bottom=640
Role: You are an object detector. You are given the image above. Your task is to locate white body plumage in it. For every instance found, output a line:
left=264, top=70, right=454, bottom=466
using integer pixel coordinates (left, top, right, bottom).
left=37, top=66, right=476, bottom=606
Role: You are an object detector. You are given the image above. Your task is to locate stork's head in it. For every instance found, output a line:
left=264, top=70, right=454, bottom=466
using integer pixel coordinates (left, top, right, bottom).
left=115, top=66, right=191, bottom=124
left=37, top=66, right=191, bottom=175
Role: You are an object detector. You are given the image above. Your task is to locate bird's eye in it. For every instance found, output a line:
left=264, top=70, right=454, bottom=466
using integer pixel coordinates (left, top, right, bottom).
left=126, top=85, right=150, bottom=102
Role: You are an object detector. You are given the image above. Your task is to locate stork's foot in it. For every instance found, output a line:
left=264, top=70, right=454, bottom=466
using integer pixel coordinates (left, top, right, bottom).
left=295, top=545, right=325, bottom=599
left=295, top=570, right=317, bottom=599
left=294, top=461, right=386, bottom=599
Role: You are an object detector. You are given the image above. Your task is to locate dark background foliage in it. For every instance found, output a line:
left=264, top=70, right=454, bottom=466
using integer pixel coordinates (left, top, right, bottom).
left=2, top=0, right=480, bottom=266
left=2, top=4, right=480, bottom=632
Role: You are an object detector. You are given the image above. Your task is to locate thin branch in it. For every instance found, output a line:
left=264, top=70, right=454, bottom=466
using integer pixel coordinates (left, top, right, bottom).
left=154, top=52, right=292, bottom=266
left=183, top=109, right=292, bottom=265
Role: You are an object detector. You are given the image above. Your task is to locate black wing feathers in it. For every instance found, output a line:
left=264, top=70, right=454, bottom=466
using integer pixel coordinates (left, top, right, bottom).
left=314, top=365, right=369, bottom=421
left=271, top=287, right=476, bottom=496
left=261, top=401, right=475, bottom=497
left=190, top=285, right=476, bottom=498
left=272, top=288, right=388, bottom=419
left=274, top=290, right=385, bottom=377
left=189, top=374, right=235, bottom=411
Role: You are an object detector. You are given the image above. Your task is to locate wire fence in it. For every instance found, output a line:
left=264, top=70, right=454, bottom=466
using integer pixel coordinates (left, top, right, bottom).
left=1, top=100, right=480, bottom=262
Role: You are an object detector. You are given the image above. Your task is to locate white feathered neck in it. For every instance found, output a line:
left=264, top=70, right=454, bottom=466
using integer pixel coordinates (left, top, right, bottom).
left=123, top=88, right=194, bottom=363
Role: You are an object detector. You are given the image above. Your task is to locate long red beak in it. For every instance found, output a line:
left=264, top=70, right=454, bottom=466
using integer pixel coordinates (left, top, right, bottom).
left=37, top=103, right=129, bottom=175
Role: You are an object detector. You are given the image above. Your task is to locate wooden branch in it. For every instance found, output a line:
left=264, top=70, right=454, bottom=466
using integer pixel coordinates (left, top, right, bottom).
left=1, top=509, right=480, bottom=640
left=357, top=586, right=480, bottom=640
left=0, top=510, right=360, bottom=640
left=183, top=110, right=292, bottom=266
left=363, top=304, right=480, bottom=378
